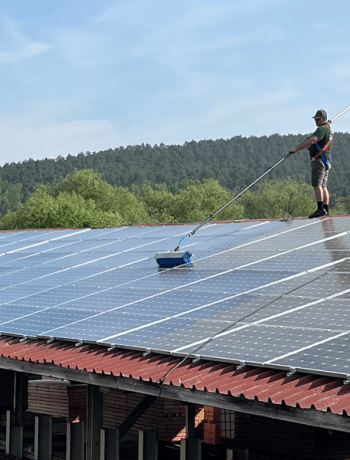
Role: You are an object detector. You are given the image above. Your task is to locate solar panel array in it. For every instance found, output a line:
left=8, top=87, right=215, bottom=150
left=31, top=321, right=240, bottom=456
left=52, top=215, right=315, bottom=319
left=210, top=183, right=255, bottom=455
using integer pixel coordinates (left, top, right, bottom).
left=0, top=217, right=350, bottom=377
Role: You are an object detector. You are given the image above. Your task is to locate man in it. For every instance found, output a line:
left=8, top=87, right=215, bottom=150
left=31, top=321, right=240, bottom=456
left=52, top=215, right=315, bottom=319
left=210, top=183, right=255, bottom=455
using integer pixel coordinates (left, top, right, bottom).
left=289, top=109, right=332, bottom=218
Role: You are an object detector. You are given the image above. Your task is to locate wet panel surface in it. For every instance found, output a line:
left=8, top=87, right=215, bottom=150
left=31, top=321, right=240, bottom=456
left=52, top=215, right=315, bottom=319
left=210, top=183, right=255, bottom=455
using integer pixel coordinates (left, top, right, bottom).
left=0, top=217, right=350, bottom=376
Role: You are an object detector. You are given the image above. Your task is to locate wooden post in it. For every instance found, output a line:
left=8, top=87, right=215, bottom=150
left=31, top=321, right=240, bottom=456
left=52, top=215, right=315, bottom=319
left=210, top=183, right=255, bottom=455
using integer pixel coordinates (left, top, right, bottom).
left=34, top=415, right=52, bottom=460
left=86, top=385, right=103, bottom=460
left=101, top=428, right=120, bottom=460
left=67, top=421, right=85, bottom=460
left=180, top=404, right=201, bottom=460
left=100, top=428, right=105, bottom=460
left=5, top=410, right=11, bottom=455
left=12, top=372, right=25, bottom=458
left=6, top=409, right=24, bottom=458
left=138, top=430, right=158, bottom=460
left=10, top=426, right=24, bottom=458
left=185, top=404, right=196, bottom=438
left=13, top=372, right=25, bottom=426
left=5, top=372, right=26, bottom=457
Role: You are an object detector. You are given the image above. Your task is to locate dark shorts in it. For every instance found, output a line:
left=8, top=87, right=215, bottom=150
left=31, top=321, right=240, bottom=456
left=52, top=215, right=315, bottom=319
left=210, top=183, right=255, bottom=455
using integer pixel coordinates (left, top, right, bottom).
left=311, top=158, right=328, bottom=187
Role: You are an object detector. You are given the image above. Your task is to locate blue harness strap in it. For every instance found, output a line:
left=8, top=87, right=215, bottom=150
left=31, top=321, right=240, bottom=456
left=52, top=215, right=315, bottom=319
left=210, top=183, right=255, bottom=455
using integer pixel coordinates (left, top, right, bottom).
left=313, top=124, right=333, bottom=171
left=314, top=142, right=332, bottom=170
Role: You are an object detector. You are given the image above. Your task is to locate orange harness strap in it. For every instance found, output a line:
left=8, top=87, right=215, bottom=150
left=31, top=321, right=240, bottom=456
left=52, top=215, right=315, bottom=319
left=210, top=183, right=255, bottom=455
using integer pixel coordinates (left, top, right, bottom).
left=313, top=123, right=333, bottom=159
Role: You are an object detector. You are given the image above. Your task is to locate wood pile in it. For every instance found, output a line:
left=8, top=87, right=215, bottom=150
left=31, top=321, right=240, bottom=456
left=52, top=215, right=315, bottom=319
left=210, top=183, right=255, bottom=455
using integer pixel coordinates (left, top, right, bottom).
left=67, top=385, right=87, bottom=423
left=28, top=380, right=86, bottom=422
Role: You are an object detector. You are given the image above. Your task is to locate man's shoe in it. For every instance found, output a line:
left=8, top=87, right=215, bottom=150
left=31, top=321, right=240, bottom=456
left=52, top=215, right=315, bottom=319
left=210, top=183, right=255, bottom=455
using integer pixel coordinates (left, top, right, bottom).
left=309, top=209, right=327, bottom=218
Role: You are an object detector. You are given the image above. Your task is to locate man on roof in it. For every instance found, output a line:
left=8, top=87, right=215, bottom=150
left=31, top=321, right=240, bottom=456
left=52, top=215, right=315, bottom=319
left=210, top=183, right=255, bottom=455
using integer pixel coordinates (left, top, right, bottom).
left=289, top=109, right=332, bottom=218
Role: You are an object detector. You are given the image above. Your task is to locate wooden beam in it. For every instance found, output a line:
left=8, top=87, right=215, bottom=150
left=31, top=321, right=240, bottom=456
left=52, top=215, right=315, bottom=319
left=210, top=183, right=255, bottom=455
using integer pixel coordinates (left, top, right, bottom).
left=118, top=395, right=157, bottom=440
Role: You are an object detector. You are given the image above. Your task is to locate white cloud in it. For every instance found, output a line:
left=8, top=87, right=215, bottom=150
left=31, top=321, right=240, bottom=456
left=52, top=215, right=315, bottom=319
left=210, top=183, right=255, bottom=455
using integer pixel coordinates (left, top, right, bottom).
left=0, top=42, right=50, bottom=64
left=91, top=0, right=284, bottom=75
left=1, top=85, right=349, bottom=169
left=0, top=0, right=349, bottom=168
left=0, top=18, right=50, bottom=64
left=0, top=118, right=118, bottom=165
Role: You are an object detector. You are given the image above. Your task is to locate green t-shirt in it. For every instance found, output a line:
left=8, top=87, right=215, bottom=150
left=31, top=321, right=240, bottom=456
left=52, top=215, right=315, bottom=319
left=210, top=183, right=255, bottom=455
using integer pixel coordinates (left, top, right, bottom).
left=309, top=125, right=332, bottom=161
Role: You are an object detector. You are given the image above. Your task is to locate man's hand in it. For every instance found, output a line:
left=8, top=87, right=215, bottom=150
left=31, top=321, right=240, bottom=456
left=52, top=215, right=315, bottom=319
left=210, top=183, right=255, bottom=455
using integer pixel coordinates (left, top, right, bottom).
left=289, top=135, right=320, bottom=155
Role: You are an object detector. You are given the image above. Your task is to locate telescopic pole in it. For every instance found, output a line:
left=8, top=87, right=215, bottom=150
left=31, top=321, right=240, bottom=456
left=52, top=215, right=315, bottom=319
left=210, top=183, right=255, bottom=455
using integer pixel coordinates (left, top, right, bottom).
left=174, top=104, right=350, bottom=251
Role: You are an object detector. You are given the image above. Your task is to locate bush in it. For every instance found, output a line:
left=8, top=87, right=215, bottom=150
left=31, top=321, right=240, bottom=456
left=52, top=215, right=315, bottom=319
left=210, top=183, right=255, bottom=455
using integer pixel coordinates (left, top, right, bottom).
left=45, top=169, right=148, bottom=224
left=173, top=179, right=244, bottom=222
left=239, top=177, right=315, bottom=218
left=1, top=190, right=123, bottom=229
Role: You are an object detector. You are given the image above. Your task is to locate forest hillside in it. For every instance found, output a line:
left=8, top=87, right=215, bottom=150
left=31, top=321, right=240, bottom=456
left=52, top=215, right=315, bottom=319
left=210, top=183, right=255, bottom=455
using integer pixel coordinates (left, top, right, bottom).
left=1, top=132, right=349, bottom=204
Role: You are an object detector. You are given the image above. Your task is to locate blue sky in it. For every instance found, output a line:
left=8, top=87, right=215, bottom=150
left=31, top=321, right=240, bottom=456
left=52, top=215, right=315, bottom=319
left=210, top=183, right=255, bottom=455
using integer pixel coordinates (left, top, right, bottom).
left=1, top=0, right=350, bottom=165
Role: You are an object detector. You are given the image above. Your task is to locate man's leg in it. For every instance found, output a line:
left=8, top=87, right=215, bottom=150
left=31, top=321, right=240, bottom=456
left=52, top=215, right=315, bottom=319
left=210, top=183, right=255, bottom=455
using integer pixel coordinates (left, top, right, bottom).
left=322, top=186, right=329, bottom=206
left=314, top=185, right=324, bottom=203
left=312, top=185, right=325, bottom=213
left=320, top=186, right=330, bottom=214
left=309, top=161, right=327, bottom=218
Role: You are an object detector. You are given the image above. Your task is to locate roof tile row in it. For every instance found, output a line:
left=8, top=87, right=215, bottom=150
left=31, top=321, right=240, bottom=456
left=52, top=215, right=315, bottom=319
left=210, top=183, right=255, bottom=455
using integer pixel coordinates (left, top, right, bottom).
left=1, top=336, right=349, bottom=416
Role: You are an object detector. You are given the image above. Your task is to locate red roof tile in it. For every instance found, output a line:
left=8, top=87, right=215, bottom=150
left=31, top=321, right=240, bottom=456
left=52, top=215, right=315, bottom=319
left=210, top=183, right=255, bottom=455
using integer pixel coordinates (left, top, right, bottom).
left=0, top=336, right=349, bottom=416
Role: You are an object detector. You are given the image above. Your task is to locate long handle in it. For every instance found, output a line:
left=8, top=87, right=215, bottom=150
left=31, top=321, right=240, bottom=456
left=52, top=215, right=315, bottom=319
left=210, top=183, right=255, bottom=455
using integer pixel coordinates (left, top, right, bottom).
left=174, top=154, right=290, bottom=250
left=329, top=104, right=350, bottom=124
left=174, top=104, right=350, bottom=251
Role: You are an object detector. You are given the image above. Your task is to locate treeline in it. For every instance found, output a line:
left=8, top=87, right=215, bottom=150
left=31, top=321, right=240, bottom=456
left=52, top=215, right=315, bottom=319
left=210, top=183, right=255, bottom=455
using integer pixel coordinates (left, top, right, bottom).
left=0, top=179, right=22, bottom=216
left=1, top=133, right=350, bottom=204
left=1, top=169, right=349, bottom=230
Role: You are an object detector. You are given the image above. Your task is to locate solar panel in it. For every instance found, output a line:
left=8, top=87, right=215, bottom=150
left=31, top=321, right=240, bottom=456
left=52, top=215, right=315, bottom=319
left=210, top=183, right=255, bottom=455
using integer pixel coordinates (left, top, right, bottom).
left=271, top=334, right=350, bottom=374
left=0, top=216, right=350, bottom=378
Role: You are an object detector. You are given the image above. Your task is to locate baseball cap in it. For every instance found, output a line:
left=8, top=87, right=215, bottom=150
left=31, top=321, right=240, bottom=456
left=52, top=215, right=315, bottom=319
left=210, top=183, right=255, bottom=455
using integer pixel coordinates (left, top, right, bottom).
left=312, top=109, right=327, bottom=119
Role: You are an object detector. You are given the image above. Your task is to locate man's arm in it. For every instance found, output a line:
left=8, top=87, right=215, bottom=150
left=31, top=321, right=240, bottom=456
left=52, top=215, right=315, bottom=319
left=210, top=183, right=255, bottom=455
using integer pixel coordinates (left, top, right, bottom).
left=289, top=135, right=320, bottom=154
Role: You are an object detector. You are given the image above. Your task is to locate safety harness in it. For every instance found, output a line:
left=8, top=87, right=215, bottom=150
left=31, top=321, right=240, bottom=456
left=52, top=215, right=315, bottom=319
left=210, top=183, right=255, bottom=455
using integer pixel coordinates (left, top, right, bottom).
left=312, top=123, right=333, bottom=170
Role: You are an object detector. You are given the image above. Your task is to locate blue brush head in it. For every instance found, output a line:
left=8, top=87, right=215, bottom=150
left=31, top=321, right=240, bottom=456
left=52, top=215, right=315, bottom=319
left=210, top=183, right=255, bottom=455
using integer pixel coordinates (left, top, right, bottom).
left=154, top=251, right=192, bottom=268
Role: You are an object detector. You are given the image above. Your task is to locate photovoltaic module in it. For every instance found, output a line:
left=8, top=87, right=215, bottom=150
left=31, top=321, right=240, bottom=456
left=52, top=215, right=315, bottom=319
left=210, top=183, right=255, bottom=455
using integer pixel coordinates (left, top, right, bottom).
left=0, top=217, right=350, bottom=377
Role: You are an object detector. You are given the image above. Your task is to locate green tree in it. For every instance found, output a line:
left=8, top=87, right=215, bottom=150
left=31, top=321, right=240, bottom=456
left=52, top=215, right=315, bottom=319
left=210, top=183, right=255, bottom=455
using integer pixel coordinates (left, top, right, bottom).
left=112, top=187, right=148, bottom=224
left=133, top=179, right=244, bottom=223
left=0, top=179, right=22, bottom=216
left=0, top=209, right=20, bottom=230
left=45, top=169, right=148, bottom=224
left=1, top=189, right=123, bottom=229
left=131, top=180, right=176, bottom=223
left=1, top=132, right=350, bottom=205
left=173, top=179, right=244, bottom=222
left=239, top=177, right=315, bottom=219
left=331, top=196, right=350, bottom=215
